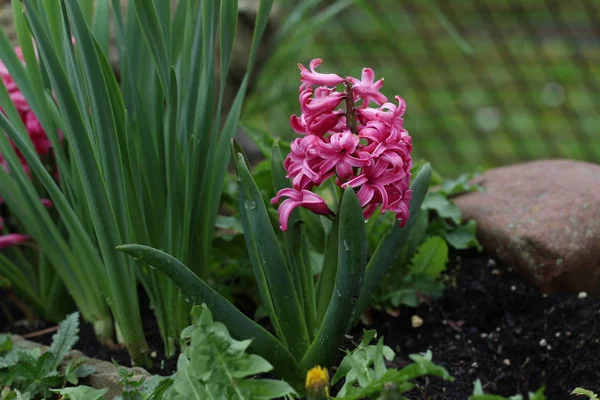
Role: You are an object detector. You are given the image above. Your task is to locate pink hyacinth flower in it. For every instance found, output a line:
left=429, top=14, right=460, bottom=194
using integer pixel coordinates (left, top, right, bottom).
left=347, top=68, right=387, bottom=107
left=298, top=58, right=344, bottom=91
left=315, top=131, right=371, bottom=180
left=271, top=188, right=332, bottom=231
left=0, top=233, right=30, bottom=249
left=273, top=58, right=412, bottom=231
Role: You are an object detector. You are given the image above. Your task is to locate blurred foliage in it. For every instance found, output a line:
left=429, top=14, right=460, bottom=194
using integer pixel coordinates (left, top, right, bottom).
left=244, top=0, right=600, bottom=175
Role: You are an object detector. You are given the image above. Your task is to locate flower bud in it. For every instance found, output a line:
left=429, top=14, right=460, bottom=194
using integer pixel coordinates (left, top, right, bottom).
left=305, top=366, right=330, bottom=400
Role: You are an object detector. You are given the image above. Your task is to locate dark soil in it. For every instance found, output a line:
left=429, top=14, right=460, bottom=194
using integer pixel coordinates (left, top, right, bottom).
left=361, top=251, right=600, bottom=399
left=2, top=250, right=600, bottom=398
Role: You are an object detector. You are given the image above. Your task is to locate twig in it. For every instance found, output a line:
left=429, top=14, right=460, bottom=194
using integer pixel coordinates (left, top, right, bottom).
left=22, top=325, right=59, bottom=339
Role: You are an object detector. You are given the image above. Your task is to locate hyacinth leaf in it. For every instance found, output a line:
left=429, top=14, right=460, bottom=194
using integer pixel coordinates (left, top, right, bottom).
left=199, top=0, right=275, bottom=257
left=354, top=163, right=432, bottom=324
left=300, top=187, right=367, bottom=370
left=0, top=98, right=110, bottom=335
left=22, top=0, right=148, bottom=363
left=315, top=216, right=338, bottom=326
left=271, top=142, right=313, bottom=327
left=131, top=0, right=170, bottom=92
left=91, top=0, right=110, bottom=54
left=234, top=151, right=311, bottom=360
left=116, top=244, right=302, bottom=388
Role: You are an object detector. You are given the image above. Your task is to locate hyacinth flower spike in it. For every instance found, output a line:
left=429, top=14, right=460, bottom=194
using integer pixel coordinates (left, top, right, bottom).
left=272, top=59, right=413, bottom=230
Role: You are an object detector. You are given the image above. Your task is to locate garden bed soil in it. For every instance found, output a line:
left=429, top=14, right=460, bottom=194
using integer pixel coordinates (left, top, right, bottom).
left=2, top=251, right=599, bottom=399
left=363, top=251, right=600, bottom=399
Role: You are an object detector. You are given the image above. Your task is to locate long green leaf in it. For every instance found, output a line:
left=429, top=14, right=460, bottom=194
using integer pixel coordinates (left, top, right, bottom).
left=23, top=0, right=148, bottom=362
left=116, top=244, right=303, bottom=389
left=233, top=151, right=310, bottom=360
left=354, top=164, right=433, bottom=322
left=131, top=0, right=169, bottom=92
left=300, top=187, right=366, bottom=369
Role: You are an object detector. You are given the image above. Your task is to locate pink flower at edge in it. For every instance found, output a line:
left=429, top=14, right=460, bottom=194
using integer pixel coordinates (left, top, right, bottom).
left=347, top=67, right=387, bottom=107
left=0, top=45, right=62, bottom=178
left=271, top=188, right=332, bottom=231
left=298, top=58, right=344, bottom=91
left=0, top=233, right=30, bottom=249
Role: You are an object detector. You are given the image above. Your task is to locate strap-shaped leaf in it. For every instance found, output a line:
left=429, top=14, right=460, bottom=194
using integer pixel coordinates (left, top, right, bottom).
left=354, top=163, right=432, bottom=322
left=300, top=187, right=367, bottom=369
left=116, top=244, right=302, bottom=389
left=233, top=152, right=310, bottom=360
left=271, top=142, right=315, bottom=332
left=315, top=217, right=338, bottom=326
left=131, top=0, right=170, bottom=92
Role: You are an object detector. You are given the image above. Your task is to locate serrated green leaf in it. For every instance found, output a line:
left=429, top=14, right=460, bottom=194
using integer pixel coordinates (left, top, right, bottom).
left=167, top=305, right=297, bottom=399
left=439, top=173, right=483, bottom=196
left=51, top=386, right=107, bottom=400
left=410, top=236, right=448, bottom=277
left=422, top=192, right=461, bottom=224
left=443, top=220, right=482, bottom=251
left=49, top=312, right=79, bottom=368
left=64, top=357, right=93, bottom=385
left=332, top=332, right=451, bottom=400
left=572, top=388, right=599, bottom=399
left=7, top=390, right=30, bottom=400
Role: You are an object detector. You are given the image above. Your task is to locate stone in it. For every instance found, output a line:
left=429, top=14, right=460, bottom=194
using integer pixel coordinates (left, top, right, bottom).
left=10, top=335, right=151, bottom=400
left=454, top=159, right=600, bottom=294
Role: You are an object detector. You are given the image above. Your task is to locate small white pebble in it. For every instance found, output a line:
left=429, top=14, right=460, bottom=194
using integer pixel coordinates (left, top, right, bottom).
left=496, top=327, right=501, bottom=332
left=468, top=340, right=472, bottom=344
left=547, top=345, right=552, bottom=350
left=542, top=294, right=548, bottom=298
left=481, top=333, right=488, bottom=339
left=488, top=259, right=496, bottom=267
left=150, top=351, right=157, bottom=358
left=455, top=334, right=461, bottom=340
left=555, top=332, right=561, bottom=338
left=503, top=359, right=511, bottom=366
left=442, top=319, right=448, bottom=325
left=578, top=292, right=588, bottom=299
left=492, top=269, right=500, bottom=275
left=510, top=285, right=516, bottom=291
left=471, top=362, right=478, bottom=368
left=411, top=315, right=424, bottom=328
left=539, top=339, right=547, bottom=347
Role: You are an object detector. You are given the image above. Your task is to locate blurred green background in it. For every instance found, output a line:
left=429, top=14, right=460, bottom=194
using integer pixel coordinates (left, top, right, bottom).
left=244, top=0, right=600, bottom=176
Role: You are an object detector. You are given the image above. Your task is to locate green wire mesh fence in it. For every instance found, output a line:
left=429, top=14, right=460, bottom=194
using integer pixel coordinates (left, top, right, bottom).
left=248, top=0, right=600, bottom=176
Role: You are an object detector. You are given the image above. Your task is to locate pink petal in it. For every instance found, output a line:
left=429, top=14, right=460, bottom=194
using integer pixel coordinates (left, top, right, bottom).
left=0, top=234, right=30, bottom=249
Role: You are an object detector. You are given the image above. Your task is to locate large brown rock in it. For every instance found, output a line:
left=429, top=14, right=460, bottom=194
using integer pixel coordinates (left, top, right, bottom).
left=454, top=159, right=600, bottom=294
